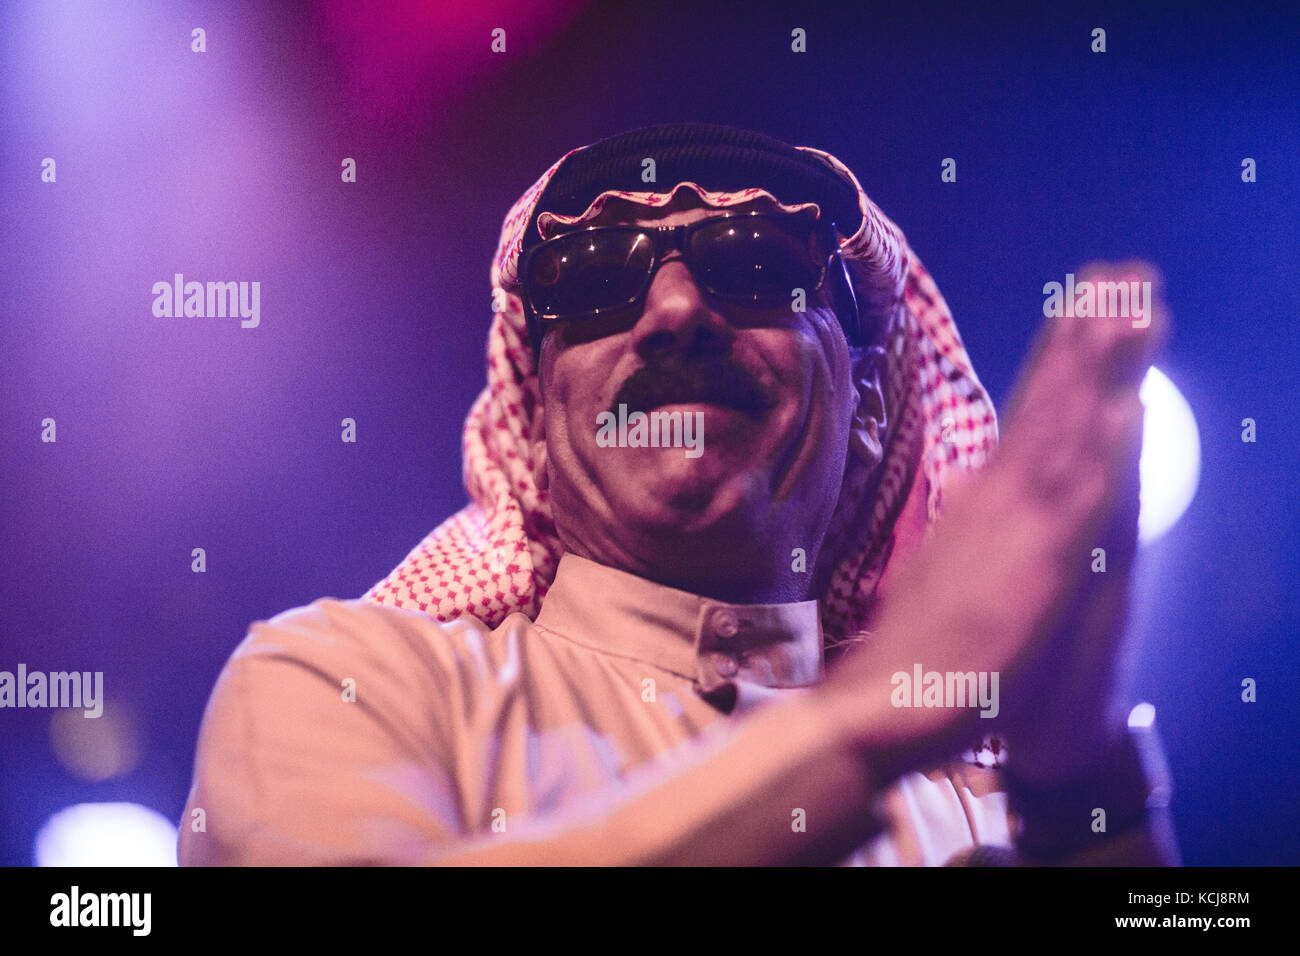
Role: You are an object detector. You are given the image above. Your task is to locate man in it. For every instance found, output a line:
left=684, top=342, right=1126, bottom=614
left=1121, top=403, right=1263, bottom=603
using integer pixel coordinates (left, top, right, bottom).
left=180, top=123, right=1178, bottom=865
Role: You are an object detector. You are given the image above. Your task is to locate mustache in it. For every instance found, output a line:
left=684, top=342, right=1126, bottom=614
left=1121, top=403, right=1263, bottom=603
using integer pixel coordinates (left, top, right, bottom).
left=612, top=356, right=775, bottom=418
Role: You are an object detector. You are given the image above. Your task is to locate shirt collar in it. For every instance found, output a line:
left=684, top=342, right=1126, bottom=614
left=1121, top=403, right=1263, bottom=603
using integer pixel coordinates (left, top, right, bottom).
left=533, top=553, right=824, bottom=696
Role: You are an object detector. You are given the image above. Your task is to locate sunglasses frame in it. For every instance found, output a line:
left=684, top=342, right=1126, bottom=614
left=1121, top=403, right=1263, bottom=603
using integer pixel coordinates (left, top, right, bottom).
left=518, top=210, right=863, bottom=360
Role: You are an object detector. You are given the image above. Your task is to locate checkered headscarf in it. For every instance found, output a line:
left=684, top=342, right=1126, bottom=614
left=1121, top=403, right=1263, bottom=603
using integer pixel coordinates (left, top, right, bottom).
left=364, top=131, right=998, bottom=661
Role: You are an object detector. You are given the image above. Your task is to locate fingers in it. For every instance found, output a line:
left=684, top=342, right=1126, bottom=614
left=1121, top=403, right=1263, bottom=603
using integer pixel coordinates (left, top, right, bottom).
left=1077, top=259, right=1169, bottom=360
left=1000, top=261, right=1164, bottom=529
left=991, top=263, right=1168, bottom=773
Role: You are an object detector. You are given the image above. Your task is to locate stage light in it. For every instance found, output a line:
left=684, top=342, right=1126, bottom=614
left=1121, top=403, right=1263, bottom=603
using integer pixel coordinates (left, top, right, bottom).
left=1128, top=701, right=1157, bottom=729
left=34, top=802, right=178, bottom=867
left=1139, top=366, right=1201, bottom=544
left=49, top=703, right=142, bottom=782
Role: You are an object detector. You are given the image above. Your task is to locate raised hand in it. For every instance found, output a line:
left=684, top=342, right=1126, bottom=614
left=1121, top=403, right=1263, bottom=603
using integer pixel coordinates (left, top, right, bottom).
left=820, top=261, right=1167, bottom=789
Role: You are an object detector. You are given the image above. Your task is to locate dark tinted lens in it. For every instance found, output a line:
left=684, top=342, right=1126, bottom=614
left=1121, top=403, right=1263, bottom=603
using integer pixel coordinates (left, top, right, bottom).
left=687, top=217, right=822, bottom=303
left=525, top=230, right=654, bottom=318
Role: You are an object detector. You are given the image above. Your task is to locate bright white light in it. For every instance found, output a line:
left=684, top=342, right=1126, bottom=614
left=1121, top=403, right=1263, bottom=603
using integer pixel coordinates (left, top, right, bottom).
left=1128, top=701, right=1157, bottom=729
left=1139, top=366, right=1200, bottom=544
left=34, top=803, right=178, bottom=867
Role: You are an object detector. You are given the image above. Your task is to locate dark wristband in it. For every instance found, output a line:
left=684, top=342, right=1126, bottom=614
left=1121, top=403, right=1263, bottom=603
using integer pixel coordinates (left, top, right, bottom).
left=1003, top=705, right=1173, bottom=862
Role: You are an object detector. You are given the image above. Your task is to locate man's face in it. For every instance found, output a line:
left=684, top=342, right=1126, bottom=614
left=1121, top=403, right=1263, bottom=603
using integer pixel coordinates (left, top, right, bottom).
left=534, top=191, right=859, bottom=596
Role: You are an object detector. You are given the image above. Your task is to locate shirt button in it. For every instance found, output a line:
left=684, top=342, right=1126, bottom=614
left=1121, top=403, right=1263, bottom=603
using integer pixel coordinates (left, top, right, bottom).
left=712, top=609, right=740, bottom=639
left=714, top=653, right=739, bottom=678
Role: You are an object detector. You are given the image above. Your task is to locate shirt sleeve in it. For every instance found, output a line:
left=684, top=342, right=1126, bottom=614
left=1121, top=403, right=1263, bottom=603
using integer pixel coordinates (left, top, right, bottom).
left=179, top=599, right=466, bottom=865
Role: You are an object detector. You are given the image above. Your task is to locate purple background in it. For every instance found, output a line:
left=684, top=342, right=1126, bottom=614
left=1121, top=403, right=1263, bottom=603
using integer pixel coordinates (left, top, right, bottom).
left=2, top=0, right=1297, bottom=865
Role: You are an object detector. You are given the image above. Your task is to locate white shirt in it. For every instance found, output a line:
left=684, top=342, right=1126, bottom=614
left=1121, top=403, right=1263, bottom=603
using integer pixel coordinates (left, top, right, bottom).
left=179, top=552, right=1014, bottom=865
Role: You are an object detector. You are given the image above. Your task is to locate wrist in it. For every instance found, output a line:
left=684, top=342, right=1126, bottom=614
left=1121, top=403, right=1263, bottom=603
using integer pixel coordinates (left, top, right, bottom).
left=1006, top=685, right=1129, bottom=787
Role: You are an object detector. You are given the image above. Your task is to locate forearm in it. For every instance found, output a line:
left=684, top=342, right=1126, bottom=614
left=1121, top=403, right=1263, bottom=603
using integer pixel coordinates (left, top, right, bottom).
left=427, top=691, right=884, bottom=866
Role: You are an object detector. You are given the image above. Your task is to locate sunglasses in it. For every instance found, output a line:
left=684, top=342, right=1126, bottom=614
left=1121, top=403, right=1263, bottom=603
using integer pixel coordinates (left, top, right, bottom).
left=518, top=211, right=863, bottom=357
